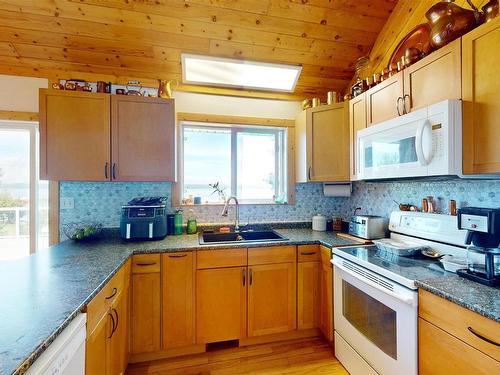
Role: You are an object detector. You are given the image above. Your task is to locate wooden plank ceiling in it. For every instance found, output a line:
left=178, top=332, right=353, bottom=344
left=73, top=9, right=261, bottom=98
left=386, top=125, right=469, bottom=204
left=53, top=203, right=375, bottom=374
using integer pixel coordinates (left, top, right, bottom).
left=0, top=0, right=398, bottom=100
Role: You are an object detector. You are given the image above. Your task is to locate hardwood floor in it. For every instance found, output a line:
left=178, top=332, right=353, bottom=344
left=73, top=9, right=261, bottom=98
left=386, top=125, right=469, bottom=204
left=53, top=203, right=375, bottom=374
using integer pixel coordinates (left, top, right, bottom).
left=126, top=337, right=348, bottom=375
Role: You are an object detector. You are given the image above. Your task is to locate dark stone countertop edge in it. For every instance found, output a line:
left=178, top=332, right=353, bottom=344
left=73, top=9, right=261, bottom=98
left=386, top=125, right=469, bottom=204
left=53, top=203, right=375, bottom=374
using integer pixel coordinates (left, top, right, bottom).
left=415, top=279, right=500, bottom=323
left=10, top=236, right=341, bottom=375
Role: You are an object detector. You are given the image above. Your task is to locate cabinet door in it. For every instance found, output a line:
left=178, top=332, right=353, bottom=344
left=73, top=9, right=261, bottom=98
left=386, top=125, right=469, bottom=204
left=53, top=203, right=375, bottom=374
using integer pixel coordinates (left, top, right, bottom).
left=403, top=38, right=461, bottom=113
left=248, top=263, right=296, bottom=337
left=419, top=318, right=500, bottom=375
left=319, top=246, right=333, bottom=341
left=111, top=96, right=175, bottom=181
left=130, top=272, right=161, bottom=354
left=297, top=261, right=320, bottom=330
left=307, top=102, right=349, bottom=182
left=366, top=72, right=403, bottom=125
left=349, top=93, right=367, bottom=180
left=462, top=18, right=500, bottom=174
left=196, top=267, right=247, bottom=344
left=86, top=311, right=112, bottom=375
left=162, top=252, right=195, bottom=349
left=39, top=89, right=110, bottom=181
left=108, top=291, right=127, bottom=375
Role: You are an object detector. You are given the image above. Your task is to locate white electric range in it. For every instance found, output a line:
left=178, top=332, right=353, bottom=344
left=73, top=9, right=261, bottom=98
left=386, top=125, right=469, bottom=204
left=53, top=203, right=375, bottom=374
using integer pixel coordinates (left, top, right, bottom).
left=332, top=211, right=468, bottom=375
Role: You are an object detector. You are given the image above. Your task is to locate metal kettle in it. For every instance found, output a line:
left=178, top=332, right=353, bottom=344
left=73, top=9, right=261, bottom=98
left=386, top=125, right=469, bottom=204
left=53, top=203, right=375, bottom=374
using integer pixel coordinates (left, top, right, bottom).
left=425, top=0, right=480, bottom=48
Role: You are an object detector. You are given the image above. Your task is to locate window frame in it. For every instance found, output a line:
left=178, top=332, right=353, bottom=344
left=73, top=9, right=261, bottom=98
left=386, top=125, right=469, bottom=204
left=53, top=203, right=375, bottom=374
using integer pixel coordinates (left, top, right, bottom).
left=174, top=113, right=296, bottom=207
left=0, top=119, right=57, bottom=255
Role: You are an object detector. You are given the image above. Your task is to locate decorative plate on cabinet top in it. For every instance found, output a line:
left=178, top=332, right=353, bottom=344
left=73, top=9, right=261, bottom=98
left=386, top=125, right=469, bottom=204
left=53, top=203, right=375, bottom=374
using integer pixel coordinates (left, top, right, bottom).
left=388, top=23, right=433, bottom=68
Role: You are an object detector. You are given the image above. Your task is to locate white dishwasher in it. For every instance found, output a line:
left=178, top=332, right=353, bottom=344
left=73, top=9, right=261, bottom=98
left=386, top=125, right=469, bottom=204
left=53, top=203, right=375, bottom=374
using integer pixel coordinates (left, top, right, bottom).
left=26, top=313, right=86, bottom=375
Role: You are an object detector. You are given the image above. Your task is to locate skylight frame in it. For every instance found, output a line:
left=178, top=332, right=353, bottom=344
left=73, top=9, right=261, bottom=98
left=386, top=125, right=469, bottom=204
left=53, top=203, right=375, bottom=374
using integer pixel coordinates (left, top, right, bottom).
left=181, top=53, right=302, bottom=93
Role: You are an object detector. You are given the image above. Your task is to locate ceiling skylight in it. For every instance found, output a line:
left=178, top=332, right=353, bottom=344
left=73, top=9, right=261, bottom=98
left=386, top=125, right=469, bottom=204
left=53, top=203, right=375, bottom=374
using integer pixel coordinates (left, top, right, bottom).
left=181, top=54, right=302, bottom=93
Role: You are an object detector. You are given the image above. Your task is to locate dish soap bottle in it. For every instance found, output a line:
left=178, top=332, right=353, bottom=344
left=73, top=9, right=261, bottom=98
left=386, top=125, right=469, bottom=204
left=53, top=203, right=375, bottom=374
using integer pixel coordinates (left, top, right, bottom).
left=174, top=209, right=183, bottom=235
left=186, top=209, right=198, bottom=234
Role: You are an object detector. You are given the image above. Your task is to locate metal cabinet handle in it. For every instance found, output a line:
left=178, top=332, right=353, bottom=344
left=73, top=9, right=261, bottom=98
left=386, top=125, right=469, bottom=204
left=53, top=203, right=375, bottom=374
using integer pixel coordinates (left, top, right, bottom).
left=168, top=254, right=187, bottom=258
left=105, top=287, right=117, bottom=300
left=112, top=308, right=119, bottom=332
left=112, top=163, right=117, bottom=180
left=107, top=312, right=115, bottom=339
left=308, top=166, right=312, bottom=181
left=301, top=251, right=316, bottom=256
left=104, top=162, right=109, bottom=179
left=396, top=97, right=404, bottom=116
left=135, top=262, right=157, bottom=266
left=249, top=268, right=253, bottom=286
left=468, top=327, right=500, bottom=346
left=403, top=94, right=411, bottom=114
left=242, top=268, right=246, bottom=286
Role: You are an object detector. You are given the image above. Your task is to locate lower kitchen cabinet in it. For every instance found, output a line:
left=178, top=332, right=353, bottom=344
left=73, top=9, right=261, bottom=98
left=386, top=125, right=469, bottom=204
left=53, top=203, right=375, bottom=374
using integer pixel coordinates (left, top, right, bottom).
left=86, top=312, right=110, bottom=375
left=319, top=245, right=333, bottom=342
left=196, top=266, right=247, bottom=343
left=248, top=262, right=296, bottom=337
left=297, top=245, right=320, bottom=330
left=162, top=252, right=195, bottom=349
left=85, top=260, right=130, bottom=375
left=131, top=255, right=162, bottom=354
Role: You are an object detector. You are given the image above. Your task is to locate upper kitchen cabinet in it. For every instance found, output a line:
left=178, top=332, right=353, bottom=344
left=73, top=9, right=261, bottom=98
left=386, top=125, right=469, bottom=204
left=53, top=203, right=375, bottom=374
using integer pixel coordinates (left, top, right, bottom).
left=40, top=90, right=111, bottom=181
left=403, top=38, right=461, bottom=113
left=39, top=89, right=176, bottom=182
left=348, top=93, right=367, bottom=181
left=366, top=72, right=403, bottom=126
left=295, top=102, right=349, bottom=183
left=462, top=17, right=500, bottom=175
left=111, top=96, right=175, bottom=181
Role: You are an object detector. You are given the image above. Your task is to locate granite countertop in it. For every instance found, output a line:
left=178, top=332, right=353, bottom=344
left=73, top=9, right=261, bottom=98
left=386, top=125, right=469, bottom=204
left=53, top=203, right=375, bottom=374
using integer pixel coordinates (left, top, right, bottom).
left=415, top=275, right=500, bottom=323
left=0, top=228, right=358, bottom=375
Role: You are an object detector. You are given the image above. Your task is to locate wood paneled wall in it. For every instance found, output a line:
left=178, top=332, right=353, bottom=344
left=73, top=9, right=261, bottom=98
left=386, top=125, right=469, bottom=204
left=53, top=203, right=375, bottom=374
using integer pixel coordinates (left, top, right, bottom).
left=364, top=0, right=488, bottom=78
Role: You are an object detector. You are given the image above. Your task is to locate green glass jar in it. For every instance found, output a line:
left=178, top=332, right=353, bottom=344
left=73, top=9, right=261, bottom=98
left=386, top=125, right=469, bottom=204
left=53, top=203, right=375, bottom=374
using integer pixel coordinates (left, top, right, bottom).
left=187, top=218, right=197, bottom=234
left=174, top=210, right=183, bottom=235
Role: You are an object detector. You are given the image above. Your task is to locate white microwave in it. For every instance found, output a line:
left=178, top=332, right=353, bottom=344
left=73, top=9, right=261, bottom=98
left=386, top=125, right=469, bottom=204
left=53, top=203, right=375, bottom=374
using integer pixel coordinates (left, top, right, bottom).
left=356, top=100, right=462, bottom=180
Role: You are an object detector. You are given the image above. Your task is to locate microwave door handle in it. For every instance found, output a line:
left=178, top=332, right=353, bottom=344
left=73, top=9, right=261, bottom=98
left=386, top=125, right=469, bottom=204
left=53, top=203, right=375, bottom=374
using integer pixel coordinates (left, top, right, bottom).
left=415, top=119, right=433, bottom=166
left=332, top=258, right=416, bottom=306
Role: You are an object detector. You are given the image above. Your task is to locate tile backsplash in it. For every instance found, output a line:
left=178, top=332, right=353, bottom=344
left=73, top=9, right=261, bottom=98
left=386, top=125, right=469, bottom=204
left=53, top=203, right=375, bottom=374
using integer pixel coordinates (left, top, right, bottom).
left=60, top=179, right=500, bottom=233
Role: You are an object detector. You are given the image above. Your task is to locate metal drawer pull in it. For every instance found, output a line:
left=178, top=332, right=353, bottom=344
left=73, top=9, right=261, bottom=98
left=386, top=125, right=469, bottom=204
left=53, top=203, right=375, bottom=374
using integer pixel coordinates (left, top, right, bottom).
left=108, top=312, right=115, bottom=338
left=396, top=96, right=404, bottom=116
left=403, top=94, right=411, bottom=114
left=242, top=268, right=246, bottom=286
left=135, top=262, right=157, bottom=266
left=168, top=254, right=187, bottom=258
left=105, top=287, right=117, bottom=300
left=112, top=163, right=117, bottom=180
left=104, top=162, right=109, bottom=179
left=308, top=166, right=312, bottom=181
left=301, top=251, right=316, bottom=255
left=467, top=327, right=500, bottom=346
left=249, top=268, right=253, bottom=286
left=113, top=308, right=119, bottom=332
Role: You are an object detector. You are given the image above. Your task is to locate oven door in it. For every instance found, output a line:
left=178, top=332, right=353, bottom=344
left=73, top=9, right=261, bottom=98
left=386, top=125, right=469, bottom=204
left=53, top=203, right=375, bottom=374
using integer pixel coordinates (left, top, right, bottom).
left=332, top=255, right=418, bottom=375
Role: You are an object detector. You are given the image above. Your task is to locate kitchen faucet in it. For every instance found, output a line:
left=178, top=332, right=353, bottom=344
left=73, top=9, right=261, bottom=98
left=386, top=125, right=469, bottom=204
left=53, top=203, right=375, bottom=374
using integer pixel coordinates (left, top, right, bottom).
left=221, top=196, right=240, bottom=232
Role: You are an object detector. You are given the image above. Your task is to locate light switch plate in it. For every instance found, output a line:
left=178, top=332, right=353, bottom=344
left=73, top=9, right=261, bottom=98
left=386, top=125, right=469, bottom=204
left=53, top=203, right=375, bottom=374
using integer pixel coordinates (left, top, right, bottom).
left=60, top=197, right=74, bottom=209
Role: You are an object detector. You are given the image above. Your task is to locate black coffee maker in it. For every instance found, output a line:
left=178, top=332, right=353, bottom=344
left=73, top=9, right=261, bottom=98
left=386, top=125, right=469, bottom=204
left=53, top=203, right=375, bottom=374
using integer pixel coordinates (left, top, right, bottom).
left=457, top=207, right=500, bottom=286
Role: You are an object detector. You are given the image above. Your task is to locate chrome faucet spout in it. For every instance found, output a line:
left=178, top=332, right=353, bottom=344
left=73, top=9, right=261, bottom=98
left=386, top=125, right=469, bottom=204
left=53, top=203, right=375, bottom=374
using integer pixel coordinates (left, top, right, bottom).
left=221, top=196, right=240, bottom=231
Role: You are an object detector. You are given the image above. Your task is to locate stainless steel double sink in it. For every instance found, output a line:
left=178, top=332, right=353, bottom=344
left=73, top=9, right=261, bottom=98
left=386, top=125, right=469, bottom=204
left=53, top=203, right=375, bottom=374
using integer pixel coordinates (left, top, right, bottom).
left=198, top=230, right=287, bottom=245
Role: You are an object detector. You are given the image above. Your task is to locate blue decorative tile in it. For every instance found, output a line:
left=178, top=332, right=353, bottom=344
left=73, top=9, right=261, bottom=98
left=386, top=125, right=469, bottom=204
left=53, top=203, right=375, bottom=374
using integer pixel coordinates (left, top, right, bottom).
left=60, top=179, right=500, bottom=234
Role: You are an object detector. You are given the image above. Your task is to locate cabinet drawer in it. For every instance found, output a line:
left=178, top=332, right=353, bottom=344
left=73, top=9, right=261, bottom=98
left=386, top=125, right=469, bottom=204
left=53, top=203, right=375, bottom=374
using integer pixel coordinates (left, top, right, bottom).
left=132, top=254, right=161, bottom=273
left=419, top=318, right=500, bottom=375
left=419, top=289, right=500, bottom=361
left=86, top=260, right=129, bottom=333
left=297, top=245, right=320, bottom=262
left=248, top=246, right=296, bottom=265
left=197, top=248, right=247, bottom=269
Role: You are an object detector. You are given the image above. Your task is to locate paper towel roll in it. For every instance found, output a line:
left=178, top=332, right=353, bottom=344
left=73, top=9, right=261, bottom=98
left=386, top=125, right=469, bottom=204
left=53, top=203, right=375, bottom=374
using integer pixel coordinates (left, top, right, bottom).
left=323, top=183, right=352, bottom=197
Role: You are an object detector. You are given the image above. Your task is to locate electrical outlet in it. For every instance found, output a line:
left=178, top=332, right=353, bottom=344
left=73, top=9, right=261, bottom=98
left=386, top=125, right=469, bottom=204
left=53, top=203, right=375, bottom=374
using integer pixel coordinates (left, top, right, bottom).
left=60, top=197, right=74, bottom=209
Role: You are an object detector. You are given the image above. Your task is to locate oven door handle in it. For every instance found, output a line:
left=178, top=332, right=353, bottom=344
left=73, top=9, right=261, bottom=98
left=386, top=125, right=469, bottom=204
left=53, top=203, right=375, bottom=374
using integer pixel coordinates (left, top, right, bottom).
left=333, top=259, right=417, bottom=307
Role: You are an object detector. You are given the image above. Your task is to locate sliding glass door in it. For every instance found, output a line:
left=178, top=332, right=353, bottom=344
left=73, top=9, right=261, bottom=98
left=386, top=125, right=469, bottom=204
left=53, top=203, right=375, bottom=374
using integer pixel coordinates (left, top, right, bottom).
left=0, top=121, right=48, bottom=260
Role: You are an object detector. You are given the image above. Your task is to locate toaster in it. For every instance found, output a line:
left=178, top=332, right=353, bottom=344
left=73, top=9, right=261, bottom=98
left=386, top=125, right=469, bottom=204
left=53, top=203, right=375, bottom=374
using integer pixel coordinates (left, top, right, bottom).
left=349, top=215, right=387, bottom=240
left=120, top=197, right=168, bottom=241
